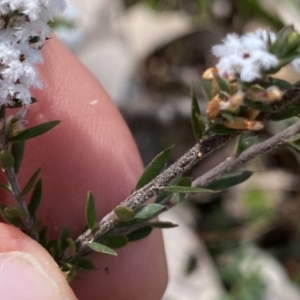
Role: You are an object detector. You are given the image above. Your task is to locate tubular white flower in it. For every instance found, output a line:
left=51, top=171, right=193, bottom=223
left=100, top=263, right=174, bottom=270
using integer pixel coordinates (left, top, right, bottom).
left=212, top=29, right=279, bottom=82
left=0, top=0, right=66, bottom=106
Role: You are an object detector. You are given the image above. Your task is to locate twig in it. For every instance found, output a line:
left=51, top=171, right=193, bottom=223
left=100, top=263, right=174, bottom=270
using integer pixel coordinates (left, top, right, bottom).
left=193, top=120, right=300, bottom=188
left=0, top=106, right=33, bottom=232
left=68, top=81, right=300, bottom=258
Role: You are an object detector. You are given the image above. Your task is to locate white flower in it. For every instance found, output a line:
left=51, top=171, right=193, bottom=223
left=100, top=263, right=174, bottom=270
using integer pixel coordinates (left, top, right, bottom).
left=0, top=0, right=66, bottom=106
left=212, top=29, right=279, bottom=82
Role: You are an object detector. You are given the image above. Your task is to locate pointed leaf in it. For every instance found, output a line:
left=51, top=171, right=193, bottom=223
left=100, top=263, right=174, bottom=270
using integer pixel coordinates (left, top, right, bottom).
left=234, top=135, right=258, bottom=156
left=273, top=106, right=300, bottom=121
left=116, top=203, right=165, bottom=227
left=86, top=242, right=117, bottom=256
left=60, top=226, right=71, bottom=251
left=103, top=234, right=128, bottom=248
left=191, top=90, right=205, bottom=141
left=134, top=203, right=165, bottom=220
left=203, top=80, right=213, bottom=99
left=289, top=142, right=300, bottom=152
left=150, top=221, right=178, bottom=228
left=65, top=237, right=76, bottom=258
left=85, top=191, right=97, bottom=230
left=4, top=207, right=26, bottom=218
left=127, top=226, right=153, bottom=241
left=270, top=78, right=292, bottom=90
left=216, top=75, right=230, bottom=93
left=21, top=168, right=41, bottom=197
left=73, top=257, right=94, bottom=270
left=0, top=206, right=25, bottom=229
left=27, top=179, right=42, bottom=216
left=155, top=175, right=183, bottom=203
left=244, top=99, right=272, bottom=112
left=10, top=120, right=61, bottom=142
left=0, top=150, right=14, bottom=169
left=66, top=269, right=77, bottom=282
left=135, top=147, right=172, bottom=190
left=241, top=136, right=258, bottom=152
left=114, top=206, right=135, bottom=222
left=170, top=176, right=193, bottom=204
left=11, top=141, right=25, bottom=174
left=206, top=170, right=253, bottom=190
left=160, top=186, right=217, bottom=194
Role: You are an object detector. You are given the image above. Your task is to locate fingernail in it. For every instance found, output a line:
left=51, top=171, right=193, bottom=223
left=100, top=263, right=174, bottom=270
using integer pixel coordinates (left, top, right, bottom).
left=0, top=251, right=65, bottom=299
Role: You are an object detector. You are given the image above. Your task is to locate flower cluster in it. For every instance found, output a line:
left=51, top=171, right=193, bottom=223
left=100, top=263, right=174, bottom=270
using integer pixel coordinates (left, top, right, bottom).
left=0, top=0, right=66, bottom=106
left=212, top=28, right=300, bottom=82
left=202, top=27, right=300, bottom=131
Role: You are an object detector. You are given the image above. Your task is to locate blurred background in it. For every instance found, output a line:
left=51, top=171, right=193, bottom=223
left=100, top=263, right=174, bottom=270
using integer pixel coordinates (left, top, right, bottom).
left=54, top=1, right=300, bottom=299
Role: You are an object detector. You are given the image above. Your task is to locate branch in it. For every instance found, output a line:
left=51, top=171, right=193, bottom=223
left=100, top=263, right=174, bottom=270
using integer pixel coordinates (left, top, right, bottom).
left=193, top=120, right=300, bottom=189
left=69, top=80, right=300, bottom=258
left=0, top=106, right=33, bottom=233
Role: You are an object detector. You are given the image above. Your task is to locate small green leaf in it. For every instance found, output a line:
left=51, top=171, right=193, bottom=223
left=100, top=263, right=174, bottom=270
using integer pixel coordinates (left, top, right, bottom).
left=66, top=269, right=77, bottom=282
left=20, top=168, right=41, bottom=198
left=160, top=186, right=216, bottom=194
left=206, top=170, right=253, bottom=190
left=273, top=106, right=300, bottom=121
left=11, top=141, right=25, bottom=174
left=10, top=120, right=61, bottom=142
left=65, top=237, right=76, bottom=258
left=27, top=179, right=42, bottom=216
left=103, top=234, right=128, bottom=248
left=4, top=207, right=26, bottom=218
left=60, top=227, right=72, bottom=251
left=289, top=142, right=300, bottom=152
left=203, top=80, right=213, bottom=99
left=150, top=221, right=178, bottom=228
left=127, top=226, right=153, bottom=241
left=216, top=75, right=230, bottom=93
left=73, top=257, right=94, bottom=270
left=244, top=99, right=272, bottom=112
left=116, top=203, right=165, bottom=227
left=135, top=147, right=172, bottom=190
left=155, top=175, right=183, bottom=203
left=222, top=112, right=236, bottom=123
left=241, top=136, right=258, bottom=152
left=170, top=177, right=193, bottom=204
left=114, top=206, right=135, bottom=221
left=85, top=191, right=97, bottom=230
left=234, top=135, right=258, bottom=156
left=270, top=78, right=292, bottom=90
left=134, top=203, right=165, bottom=220
left=86, top=242, right=117, bottom=256
left=0, top=150, right=14, bottom=169
left=191, top=90, right=205, bottom=141
left=0, top=206, right=25, bottom=229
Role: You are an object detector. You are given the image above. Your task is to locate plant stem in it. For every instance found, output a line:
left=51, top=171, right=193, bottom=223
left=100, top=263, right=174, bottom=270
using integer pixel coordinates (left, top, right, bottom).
left=66, top=80, right=300, bottom=259
left=0, top=106, right=33, bottom=233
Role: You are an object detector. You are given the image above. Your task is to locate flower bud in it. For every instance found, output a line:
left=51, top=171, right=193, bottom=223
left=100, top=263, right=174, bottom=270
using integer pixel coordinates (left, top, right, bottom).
left=207, top=95, right=221, bottom=121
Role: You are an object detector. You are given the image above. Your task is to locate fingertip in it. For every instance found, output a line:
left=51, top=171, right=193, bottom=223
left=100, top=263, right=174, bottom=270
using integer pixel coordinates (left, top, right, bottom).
left=0, top=223, right=77, bottom=300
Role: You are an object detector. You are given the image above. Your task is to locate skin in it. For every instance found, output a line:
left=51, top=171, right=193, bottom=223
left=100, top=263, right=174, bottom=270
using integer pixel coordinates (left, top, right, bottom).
left=0, top=37, right=168, bottom=299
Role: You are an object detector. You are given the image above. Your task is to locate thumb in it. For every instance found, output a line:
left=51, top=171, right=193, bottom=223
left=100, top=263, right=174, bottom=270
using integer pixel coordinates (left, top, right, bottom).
left=0, top=223, right=77, bottom=300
